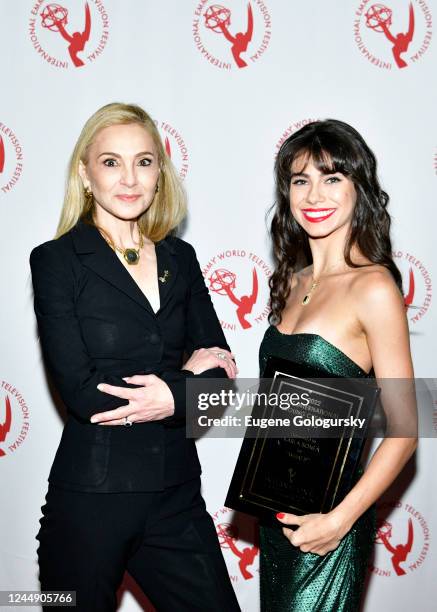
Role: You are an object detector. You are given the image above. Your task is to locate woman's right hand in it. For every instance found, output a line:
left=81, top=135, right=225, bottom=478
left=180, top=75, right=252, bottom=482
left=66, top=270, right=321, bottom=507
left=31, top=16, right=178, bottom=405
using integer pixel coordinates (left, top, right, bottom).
left=182, top=347, right=238, bottom=378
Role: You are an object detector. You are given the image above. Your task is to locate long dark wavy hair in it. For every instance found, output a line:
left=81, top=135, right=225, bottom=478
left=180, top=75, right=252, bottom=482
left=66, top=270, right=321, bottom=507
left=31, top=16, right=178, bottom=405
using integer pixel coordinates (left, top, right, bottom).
left=269, top=118, right=403, bottom=325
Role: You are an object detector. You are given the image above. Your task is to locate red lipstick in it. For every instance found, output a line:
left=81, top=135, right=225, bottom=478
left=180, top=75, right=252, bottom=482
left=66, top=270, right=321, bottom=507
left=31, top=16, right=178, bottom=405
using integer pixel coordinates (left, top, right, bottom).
left=301, top=208, right=336, bottom=223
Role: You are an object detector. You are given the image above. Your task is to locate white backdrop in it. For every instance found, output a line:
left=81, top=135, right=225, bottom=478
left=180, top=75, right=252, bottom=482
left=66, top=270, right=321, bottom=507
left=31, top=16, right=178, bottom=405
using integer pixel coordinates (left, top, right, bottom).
left=1, top=1, right=436, bottom=610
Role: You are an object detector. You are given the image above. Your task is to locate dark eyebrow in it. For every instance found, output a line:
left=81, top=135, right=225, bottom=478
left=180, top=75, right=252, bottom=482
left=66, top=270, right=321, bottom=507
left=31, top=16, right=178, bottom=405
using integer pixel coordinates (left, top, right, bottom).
left=290, top=170, right=340, bottom=178
left=290, top=172, right=310, bottom=178
left=97, top=151, right=155, bottom=158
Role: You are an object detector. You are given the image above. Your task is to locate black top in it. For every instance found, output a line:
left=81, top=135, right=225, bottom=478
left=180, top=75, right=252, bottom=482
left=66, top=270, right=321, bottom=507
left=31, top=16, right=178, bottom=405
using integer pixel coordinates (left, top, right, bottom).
left=30, top=220, right=229, bottom=492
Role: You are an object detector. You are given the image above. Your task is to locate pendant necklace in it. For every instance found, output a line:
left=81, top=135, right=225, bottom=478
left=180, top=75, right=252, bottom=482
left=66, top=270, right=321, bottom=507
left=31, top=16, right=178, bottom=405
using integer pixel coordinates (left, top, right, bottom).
left=100, top=225, right=144, bottom=265
left=301, top=261, right=346, bottom=306
left=302, top=277, right=319, bottom=306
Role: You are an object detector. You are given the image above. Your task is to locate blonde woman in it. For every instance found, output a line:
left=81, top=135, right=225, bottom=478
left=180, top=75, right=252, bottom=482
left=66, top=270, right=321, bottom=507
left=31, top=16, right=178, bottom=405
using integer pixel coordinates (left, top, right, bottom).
left=30, top=103, right=240, bottom=611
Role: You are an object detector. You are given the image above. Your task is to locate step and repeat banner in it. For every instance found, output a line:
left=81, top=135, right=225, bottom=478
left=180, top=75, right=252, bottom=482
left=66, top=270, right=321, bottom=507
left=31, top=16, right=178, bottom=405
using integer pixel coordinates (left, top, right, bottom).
left=1, top=1, right=436, bottom=610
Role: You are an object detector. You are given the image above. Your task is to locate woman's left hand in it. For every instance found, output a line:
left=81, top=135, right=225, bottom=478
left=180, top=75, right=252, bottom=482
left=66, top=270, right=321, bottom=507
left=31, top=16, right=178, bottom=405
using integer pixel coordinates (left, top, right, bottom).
left=276, top=510, right=351, bottom=556
left=91, top=374, right=174, bottom=425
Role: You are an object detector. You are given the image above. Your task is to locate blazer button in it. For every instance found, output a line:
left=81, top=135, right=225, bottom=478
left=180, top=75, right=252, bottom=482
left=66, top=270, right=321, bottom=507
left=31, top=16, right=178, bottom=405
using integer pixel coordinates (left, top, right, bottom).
left=149, top=333, right=161, bottom=345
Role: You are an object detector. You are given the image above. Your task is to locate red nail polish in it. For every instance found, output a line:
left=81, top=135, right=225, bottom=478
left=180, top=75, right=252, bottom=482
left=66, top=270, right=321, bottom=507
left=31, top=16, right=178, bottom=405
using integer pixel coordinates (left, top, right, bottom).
left=276, top=512, right=285, bottom=519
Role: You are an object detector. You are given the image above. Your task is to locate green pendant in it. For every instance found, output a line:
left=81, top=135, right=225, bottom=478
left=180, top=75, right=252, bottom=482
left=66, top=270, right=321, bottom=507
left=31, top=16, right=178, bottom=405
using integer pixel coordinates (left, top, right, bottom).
left=124, top=249, right=140, bottom=265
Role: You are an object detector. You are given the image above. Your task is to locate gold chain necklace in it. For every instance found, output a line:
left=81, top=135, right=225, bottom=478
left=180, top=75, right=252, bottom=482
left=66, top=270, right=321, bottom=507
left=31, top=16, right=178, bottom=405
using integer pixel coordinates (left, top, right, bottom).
left=99, top=225, right=144, bottom=265
left=302, top=277, right=319, bottom=305
left=301, top=262, right=346, bottom=306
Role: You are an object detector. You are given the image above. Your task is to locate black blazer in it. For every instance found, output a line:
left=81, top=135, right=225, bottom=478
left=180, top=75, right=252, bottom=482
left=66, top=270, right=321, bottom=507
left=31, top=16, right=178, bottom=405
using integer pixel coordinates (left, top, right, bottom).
left=30, top=220, right=229, bottom=493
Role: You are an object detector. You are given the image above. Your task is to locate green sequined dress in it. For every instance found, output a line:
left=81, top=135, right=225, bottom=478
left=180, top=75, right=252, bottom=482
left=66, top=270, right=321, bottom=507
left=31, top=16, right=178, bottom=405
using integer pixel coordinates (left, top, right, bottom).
left=259, top=327, right=376, bottom=612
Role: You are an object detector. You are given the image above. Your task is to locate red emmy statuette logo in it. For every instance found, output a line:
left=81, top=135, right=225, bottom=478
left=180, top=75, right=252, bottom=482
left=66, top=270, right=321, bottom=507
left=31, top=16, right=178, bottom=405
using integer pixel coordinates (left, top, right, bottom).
left=155, top=119, right=189, bottom=181
left=365, top=3, right=415, bottom=68
left=217, top=522, right=259, bottom=580
left=376, top=518, right=414, bottom=575
left=193, top=0, right=271, bottom=71
left=393, top=251, right=432, bottom=324
left=209, top=268, right=258, bottom=330
left=0, top=136, right=5, bottom=174
left=403, top=267, right=415, bottom=309
left=0, top=397, right=12, bottom=457
left=371, top=501, right=429, bottom=577
left=40, top=2, right=91, bottom=67
left=0, top=382, right=30, bottom=457
left=29, top=1, right=109, bottom=69
left=354, top=0, right=432, bottom=70
left=0, top=123, right=24, bottom=195
left=204, top=4, right=253, bottom=68
left=203, top=249, right=271, bottom=331
left=211, top=506, right=259, bottom=582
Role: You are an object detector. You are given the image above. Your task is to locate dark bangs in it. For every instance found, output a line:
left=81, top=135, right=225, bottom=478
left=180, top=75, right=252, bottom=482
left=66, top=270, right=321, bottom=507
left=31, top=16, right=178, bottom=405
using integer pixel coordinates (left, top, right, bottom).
left=290, top=140, right=352, bottom=177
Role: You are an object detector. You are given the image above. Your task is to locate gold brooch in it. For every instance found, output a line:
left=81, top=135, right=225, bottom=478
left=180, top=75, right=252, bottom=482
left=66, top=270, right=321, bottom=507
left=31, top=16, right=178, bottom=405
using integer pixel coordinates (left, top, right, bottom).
left=159, top=270, right=170, bottom=283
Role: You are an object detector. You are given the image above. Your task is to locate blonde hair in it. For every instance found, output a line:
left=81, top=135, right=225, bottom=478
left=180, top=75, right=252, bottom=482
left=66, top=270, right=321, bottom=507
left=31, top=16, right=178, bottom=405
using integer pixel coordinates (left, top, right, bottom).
left=55, top=102, right=187, bottom=242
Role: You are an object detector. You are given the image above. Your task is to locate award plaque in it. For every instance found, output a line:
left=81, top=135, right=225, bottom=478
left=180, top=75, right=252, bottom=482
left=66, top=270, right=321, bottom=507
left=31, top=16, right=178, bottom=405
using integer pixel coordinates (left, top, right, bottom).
left=225, top=356, right=380, bottom=521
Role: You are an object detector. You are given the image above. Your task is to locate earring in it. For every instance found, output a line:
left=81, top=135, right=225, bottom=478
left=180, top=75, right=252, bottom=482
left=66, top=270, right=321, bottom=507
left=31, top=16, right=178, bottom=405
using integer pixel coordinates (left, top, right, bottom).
left=84, top=186, right=93, bottom=203
left=155, top=182, right=159, bottom=194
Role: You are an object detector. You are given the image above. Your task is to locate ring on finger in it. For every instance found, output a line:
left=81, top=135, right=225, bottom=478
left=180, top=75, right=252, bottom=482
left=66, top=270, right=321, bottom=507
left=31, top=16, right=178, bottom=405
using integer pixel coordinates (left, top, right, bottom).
left=124, top=416, right=133, bottom=427
left=216, top=352, right=227, bottom=360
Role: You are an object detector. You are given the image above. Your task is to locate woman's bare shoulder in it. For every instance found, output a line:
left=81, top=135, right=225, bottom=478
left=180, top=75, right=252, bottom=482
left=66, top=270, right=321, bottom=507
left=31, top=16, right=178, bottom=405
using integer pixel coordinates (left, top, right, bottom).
left=350, top=264, right=405, bottom=318
left=351, top=263, right=399, bottom=292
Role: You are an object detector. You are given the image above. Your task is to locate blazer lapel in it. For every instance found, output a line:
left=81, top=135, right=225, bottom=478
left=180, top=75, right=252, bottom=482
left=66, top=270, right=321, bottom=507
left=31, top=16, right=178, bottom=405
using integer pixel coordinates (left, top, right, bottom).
left=71, top=220, right=156, bottom=314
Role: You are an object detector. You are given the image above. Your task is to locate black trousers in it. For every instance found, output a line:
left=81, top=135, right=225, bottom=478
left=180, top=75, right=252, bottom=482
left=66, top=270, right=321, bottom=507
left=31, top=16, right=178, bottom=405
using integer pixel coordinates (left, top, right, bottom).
left=36, top=477, right=241, bottom=611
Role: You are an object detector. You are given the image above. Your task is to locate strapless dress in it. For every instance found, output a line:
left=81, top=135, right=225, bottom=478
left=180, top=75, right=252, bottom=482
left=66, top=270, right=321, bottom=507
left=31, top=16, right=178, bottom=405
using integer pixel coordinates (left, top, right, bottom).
left=259, top=327, right=376, bottom=612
